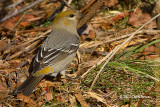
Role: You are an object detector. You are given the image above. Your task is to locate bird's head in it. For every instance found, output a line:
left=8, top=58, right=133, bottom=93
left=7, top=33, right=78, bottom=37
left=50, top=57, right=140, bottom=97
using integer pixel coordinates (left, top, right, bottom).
left=52, top=9, right=79, bottom=33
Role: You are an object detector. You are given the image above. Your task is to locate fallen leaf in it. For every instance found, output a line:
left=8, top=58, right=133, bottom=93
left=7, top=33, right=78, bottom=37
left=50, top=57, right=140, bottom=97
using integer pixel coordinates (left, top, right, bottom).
left=0, top=60, right=10, bottom=69
left=1, top=14, right=35, bottom=29
left=128, top=7, right=156, bottom=27
left=111, top=12, right=129, bottom=23
left=87, top=30, right=96, bottom=40
left=105, top=0, right=118, bottom=7
left=17, top=94, right=36, bottom=105
left=38, top=101, right=43, bottom=106
left=19, top=21, right=30, bottom=27
left=0, top=40, right=7, bottom=51
left=56, top=96, right=67, bottom=102
left=69, top=94, right=77, bottom=107
left=0, top=82, right=6, bottom=92
left=74, top=92, right=90, bottom=107
left=84, top=92, right=109, bottom=106
left=9, top=59, right=22, bottom=68
left=45, top=92, right=53, bottom=101
left=81, top=24, right=96, bottom=41
left=144, top=45, right=156, bottom=54
left=82, top=24, right=95, bottom=35
left=92, top=12, right=129, bottom=30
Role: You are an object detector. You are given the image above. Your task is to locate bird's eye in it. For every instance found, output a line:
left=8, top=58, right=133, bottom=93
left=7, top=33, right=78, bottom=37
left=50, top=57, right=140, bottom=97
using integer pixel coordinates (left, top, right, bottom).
left=69, top=14, right=75, bottom=18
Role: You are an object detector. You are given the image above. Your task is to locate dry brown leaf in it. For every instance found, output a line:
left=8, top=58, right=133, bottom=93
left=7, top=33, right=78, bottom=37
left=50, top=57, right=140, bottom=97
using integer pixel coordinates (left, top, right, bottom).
left=0, top=40, right=7, bottom=51
left=87, top=30, right=96, bottom=40
left=111, top=12, right=129, bottom=23
left=144, top=45, right=156, bottom=54
left=69, top=94, right=77, bottom=107
left=1, top=14, right=35, bottom=29
left=45, top=92, right=54, bottom=101
left=74, top=92, right=90, bottom=107
left=105, top=0, right=118, bottom=7
left=19, top=21, right=30, bottom=27
left=92, top=12, right=129, bottom=30
left=45, top=81, right=56, bottom=87
left=0, top=82, right=6, bottom=92
left=0, top=60, right=10, bottom=69
left=40, top=80, right=62, bottom=88
left=38, top=101, right=43, bottom=106
left=81, top=24, right=96, bottom=41
left=56, top=96, right=67, bottom=102
left=81, top=24, right=94, bottom=34
left=9, top=59, right=22, bottom=68
left=128, top=7, right=156, bottom=27
left=84, top=92, right=109, bottom=106
left=17, top=94, right=36, bottom=105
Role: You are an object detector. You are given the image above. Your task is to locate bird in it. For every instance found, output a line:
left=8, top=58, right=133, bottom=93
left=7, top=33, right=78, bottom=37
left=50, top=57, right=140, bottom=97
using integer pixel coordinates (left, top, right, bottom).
left=12, top=9, right=80, bottom=96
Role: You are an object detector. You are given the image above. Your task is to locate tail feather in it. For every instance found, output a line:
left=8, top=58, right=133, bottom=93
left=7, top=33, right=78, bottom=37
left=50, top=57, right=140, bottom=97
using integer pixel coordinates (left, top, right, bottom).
left=12, top=75, right=44, bottom=96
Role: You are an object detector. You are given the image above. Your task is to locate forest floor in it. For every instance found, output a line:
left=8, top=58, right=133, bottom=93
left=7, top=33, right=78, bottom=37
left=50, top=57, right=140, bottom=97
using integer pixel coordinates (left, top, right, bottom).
left=0, top=0, right=160, bottom=106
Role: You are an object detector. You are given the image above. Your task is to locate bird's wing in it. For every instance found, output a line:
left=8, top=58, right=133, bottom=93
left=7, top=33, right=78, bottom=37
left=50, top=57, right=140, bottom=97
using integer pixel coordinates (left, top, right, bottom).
left=29, top=42, right=79, bottom=75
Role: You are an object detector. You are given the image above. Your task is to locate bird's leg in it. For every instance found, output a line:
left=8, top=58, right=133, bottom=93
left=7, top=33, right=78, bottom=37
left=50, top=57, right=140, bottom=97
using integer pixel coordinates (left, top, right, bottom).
left=60, top=70, right=79, bottom=80
left=65, top=74, right=79, bottom=80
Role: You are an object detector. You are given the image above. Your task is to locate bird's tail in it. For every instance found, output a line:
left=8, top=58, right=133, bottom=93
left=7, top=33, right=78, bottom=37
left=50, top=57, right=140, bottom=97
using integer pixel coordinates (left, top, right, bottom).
left=12, top=75, right=44, bottom=96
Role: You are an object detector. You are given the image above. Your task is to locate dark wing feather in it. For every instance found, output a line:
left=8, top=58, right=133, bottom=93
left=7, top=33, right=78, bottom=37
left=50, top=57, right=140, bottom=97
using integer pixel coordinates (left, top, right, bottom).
left=30, top=42, right=79, bottom=74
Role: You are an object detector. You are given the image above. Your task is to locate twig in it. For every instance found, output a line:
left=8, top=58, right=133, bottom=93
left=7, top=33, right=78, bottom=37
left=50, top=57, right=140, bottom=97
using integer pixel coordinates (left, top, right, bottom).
left=16, top=27, right=49, bottom=34
left=5, top=29, right=51, bottom=55
left=80, top=0, right=96, bottom=13
left=47, top=4, right=65, bottom=21
left=0, top=0, right=44, bottom=23
left=61, top=0, right=70, bottom=8
left=90, top=13, right=160, bottom=89
left=78, top=48, right=108, bottom=56
left=77, top=0, right=103, bottom=29
left=6, top=0, right=27, bottom=9
left=82, top=29, right=160, bottom=48
left=16, top=56, right=34, bottom=68
left=28, top=14, right=46, bottom=22
left=7, top=39, right=41, bottom=60
left=0, top=40, right=19, bottom=52
left=5, top=29, right=50, bottom=60
left=62, top=0, right=73, bottom=11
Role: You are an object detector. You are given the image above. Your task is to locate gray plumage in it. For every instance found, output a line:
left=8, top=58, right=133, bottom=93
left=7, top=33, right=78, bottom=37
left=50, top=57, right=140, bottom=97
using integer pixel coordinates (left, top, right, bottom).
left=32, top=28, right=80, bottom=74
left=12, top=9, right=80, bottom=96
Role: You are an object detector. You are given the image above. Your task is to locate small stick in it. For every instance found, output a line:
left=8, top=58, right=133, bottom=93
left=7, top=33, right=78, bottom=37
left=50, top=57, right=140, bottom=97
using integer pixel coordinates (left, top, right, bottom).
left=61, top=0, right=71, bottom=8
left=6, top=0, right=27, bottom=9
left=77, top=0, right=103, bottom=29
left=16, top=27, right=49, bottom=34
left=83, top=30, right=160, bottom=48
left=0, top=0, right=45, bottom=23
left=6, top=29, right=51, bottom=60
left=7, top=39, right=41, bottom=60
left=5, top=29, right=51, bottom=55
left=62, top=0, right=73, bottom=11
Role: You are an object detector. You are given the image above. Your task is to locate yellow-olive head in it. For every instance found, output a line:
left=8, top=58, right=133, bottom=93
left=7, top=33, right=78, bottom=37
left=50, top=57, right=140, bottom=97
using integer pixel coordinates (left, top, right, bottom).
left=52, top=9, right=79, bottom=33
